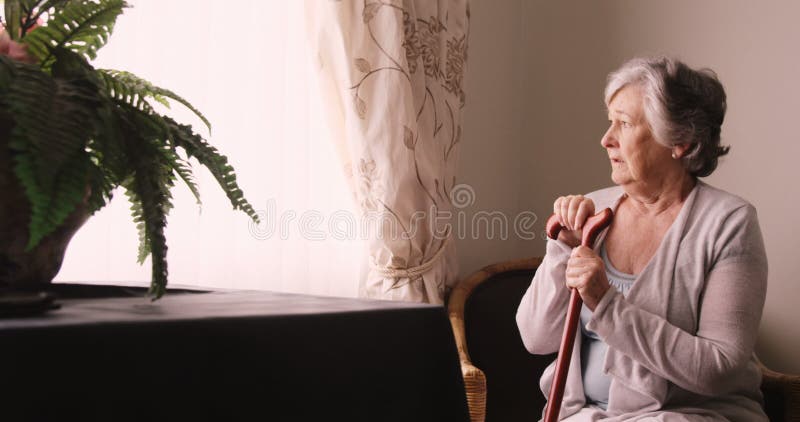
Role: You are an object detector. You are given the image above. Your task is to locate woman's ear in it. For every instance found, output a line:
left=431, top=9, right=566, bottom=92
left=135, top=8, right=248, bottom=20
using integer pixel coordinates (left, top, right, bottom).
left=672, top=143, right=693, bottom=159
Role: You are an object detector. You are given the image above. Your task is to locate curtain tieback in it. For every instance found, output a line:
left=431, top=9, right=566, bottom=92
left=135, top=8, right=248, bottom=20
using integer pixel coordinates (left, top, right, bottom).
left=370, top=230, right=451, bottom=279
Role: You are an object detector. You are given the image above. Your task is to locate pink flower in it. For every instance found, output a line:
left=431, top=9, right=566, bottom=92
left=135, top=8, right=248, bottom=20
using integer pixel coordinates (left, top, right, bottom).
left=0, top=25, right=37, bottom=64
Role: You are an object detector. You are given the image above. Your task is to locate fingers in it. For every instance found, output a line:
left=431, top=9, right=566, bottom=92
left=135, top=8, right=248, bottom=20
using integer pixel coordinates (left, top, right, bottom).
left=565, top=263, right=596, bottom=290
left=553, top=197, right=564, bottom=227
left=565, top=258, right=599, bottom=278
left=567, top=196, right=582, bottom=231
left=565, top=274, right=591, bottom=291
left=565, top=257, right=596, bottom=271
left=555, top=196, right=572, bottom=229
left=553, top=195, right=596, bottom=231
left=574, top=199, right=595, bottom=231
left=570, top=245, right=595, bottom=258
left=553, top=196, right=573, bottom=230
left=565, top=247, right=603, bottom=289
left=565, top=249, right=609, bottom=310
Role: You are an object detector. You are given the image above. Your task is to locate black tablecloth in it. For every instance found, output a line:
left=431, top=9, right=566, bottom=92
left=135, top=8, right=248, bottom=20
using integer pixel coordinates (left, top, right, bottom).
left=0, top=284, right=469, bottom=421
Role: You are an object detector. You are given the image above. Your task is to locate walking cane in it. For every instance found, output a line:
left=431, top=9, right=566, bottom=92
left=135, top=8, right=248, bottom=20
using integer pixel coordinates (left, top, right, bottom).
left=542, top=208, right=614, bottom=422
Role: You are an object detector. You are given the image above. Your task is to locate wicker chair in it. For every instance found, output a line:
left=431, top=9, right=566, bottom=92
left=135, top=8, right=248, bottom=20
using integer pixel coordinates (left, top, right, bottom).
left=447, top=257, right=800, bottom=422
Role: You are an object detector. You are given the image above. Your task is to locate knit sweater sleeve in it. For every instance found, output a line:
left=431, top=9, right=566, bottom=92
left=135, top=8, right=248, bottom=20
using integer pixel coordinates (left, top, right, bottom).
left=516, top=236, right=574, bottom=355
left=586, top=204, right=768, bottom=396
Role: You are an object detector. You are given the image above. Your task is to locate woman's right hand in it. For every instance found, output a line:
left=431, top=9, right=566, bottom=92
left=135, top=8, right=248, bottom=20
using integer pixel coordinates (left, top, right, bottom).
left=553, top=195, right=595, bottom=248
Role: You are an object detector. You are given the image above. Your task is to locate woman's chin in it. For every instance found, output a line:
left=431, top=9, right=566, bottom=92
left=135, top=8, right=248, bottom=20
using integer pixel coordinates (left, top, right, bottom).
left=610, top=169, right=631, bottom=186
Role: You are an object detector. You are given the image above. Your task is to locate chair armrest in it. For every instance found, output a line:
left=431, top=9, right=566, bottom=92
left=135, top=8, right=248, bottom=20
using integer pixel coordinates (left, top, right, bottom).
left=447, top=257, right=543, bottom=422
left=448, top=272, right=487, bottom=422
left=757, top=359, right=800, bottom=422
left=460, top=361, right=487, bottom=422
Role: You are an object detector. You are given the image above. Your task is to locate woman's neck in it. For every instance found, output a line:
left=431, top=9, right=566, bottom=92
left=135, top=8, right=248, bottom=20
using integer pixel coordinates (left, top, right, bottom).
left=622, top=174, right=696, bottom=218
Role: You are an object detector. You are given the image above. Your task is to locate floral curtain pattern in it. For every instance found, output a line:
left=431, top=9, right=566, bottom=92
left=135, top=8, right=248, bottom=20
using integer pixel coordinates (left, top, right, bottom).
left=307, top=0, right=469, bottom=303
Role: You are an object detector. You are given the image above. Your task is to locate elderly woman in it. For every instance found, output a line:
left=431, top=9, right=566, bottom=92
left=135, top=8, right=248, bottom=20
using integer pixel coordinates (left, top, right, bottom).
left=516, top=57, right=768, bottom=421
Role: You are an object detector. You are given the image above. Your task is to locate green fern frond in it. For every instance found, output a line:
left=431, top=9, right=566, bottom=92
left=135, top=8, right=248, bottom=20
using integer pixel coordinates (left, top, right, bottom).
left=172, top=155, right=202, bottom=207
left=14, top=1, right=71, bottom=37
left=125, top=110, right=205, bottom=207
left=123, top=172, right=170, bottom=299
left=30, top=1, right=71, bottom=19
left=3, top=0, right=25, bottom=40
left=98, top=69, right=211, bottom=132
left=12, top=144, right=92, bottom=249
left=84, top=137, right=121, bottom=214
left=122, top=183, right=149, bottom=264
left=22, top=0, right=127, bottom=67
left=98, top=70, right=159, bottom=115
left=1, top=57, right=100, bottom=249
left=85, top=158, right=114, bottom=213
left=87, top=105, right=130, bottom=186
left=136, top=162, right=174, bottom=300
left=99, top=70, right=169, bottom=109
left=165, top=117, right=259, bottom=224
left=3, top=2, right=21, bottom=39
left=118, top=110, right=176, bottom=298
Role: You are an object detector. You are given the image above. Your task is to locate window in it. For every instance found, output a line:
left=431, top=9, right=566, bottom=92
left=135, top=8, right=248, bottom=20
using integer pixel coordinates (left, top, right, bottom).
left=47, top=0, right=362, bottom=297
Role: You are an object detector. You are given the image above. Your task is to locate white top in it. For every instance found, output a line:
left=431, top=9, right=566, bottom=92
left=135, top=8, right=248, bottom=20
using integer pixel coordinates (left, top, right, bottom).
left=580, top=244, right=636, bottom=410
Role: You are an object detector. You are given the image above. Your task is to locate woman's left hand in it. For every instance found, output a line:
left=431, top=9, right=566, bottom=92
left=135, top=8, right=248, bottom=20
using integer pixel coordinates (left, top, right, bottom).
left=565, top=246, right=610, bottom=311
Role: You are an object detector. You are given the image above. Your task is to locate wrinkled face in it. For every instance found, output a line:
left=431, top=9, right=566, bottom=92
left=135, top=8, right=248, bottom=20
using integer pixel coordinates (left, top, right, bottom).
left=601, top=85, right=672, bottom=187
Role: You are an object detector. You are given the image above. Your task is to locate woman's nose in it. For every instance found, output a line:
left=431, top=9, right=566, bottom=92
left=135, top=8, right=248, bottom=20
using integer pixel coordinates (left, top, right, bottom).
left=601, top=127, right=615, bottom=148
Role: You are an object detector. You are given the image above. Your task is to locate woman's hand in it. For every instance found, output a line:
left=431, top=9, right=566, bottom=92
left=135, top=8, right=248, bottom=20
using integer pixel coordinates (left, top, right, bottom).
left=553, top=195, right=595, bottom=248
left=565, top=246, right=610, bottom=311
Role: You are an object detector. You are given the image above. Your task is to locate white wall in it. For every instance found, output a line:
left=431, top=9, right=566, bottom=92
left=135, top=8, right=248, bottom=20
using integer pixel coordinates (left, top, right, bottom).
left=459, top=0, right=800, bottom=374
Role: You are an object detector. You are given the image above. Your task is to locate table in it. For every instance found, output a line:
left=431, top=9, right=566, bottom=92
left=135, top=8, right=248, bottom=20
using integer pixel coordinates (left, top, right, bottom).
left=0, top=284, right=469, bottom=421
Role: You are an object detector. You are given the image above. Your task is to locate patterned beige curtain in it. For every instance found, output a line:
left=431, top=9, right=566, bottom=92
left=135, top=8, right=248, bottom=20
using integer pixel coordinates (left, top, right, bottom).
left=306, top=0, right=470, bottom=304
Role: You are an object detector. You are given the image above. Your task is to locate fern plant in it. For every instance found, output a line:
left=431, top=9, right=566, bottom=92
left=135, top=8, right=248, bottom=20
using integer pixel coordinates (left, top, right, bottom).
left=0, top=0, right=258, bottom=298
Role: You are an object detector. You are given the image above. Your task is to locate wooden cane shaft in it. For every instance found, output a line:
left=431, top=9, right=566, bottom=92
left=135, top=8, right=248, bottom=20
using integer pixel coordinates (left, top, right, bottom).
left=542, top=208, right=613, bottom=422
left=543, top=289, right=582, bottom=422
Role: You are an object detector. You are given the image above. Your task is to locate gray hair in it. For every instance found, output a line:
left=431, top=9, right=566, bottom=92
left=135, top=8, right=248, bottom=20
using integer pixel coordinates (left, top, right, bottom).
left=605, top=57, right=729, bottom=177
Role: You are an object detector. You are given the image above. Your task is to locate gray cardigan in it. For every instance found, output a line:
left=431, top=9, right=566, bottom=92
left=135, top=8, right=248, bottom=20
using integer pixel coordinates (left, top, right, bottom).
left=516, top=181, right=768, bottom=421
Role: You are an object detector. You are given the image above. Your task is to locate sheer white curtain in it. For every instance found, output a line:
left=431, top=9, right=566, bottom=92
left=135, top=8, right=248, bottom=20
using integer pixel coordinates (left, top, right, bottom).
left=54, top=0, right=362, bottom=297
left=308, top=0, right=469, bottom=303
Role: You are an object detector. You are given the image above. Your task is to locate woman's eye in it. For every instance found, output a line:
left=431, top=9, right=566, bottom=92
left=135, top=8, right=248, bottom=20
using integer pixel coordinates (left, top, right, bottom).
left=621, top=121, right=631, bottom=128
